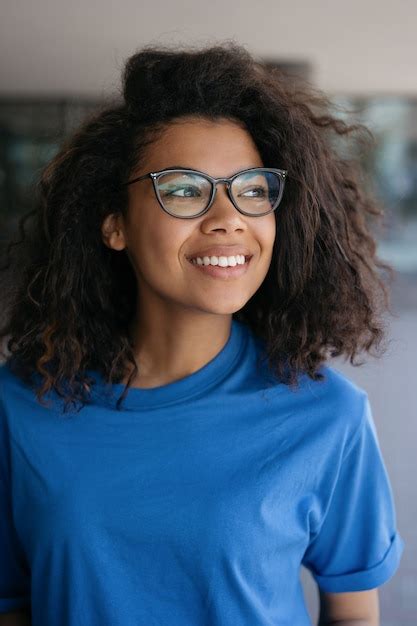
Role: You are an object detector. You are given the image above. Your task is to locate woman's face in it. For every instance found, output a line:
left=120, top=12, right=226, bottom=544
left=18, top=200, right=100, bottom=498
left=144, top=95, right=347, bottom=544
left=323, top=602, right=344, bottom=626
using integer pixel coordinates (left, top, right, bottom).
left=103, top=116, right=276, bottom=317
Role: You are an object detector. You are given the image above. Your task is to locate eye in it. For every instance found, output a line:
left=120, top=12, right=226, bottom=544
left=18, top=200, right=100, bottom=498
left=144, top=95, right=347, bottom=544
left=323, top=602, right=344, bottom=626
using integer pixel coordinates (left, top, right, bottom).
left=239, top=186, right=268, bottom=198
left=161, top=185, right=202, bottom=198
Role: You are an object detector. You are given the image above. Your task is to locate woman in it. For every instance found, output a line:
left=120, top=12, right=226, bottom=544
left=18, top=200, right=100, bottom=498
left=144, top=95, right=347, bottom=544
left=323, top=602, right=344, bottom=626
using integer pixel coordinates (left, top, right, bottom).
left=0, top=41, right=405, bottom=625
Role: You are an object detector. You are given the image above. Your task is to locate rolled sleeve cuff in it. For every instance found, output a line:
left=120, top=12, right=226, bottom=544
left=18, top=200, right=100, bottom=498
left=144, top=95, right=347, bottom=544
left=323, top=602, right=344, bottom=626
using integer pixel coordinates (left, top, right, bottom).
left=312, top=531, right=405, bottom=593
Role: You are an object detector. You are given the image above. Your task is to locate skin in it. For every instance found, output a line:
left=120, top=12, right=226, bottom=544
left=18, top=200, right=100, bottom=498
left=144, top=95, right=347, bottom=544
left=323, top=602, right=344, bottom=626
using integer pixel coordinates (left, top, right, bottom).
left=101, top=115, right=276, bottom=387
left=318, top=589, right=379, bottom=625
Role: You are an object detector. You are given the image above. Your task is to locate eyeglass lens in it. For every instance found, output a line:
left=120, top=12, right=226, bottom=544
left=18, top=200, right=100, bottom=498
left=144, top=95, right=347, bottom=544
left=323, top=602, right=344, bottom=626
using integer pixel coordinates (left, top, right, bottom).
left=156, top=169, right=282, bottom=216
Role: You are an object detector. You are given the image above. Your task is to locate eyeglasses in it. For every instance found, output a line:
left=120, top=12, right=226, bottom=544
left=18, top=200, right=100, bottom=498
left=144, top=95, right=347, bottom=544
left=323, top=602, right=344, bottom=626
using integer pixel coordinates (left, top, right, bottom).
left=122, top=167, right=288, bottom=218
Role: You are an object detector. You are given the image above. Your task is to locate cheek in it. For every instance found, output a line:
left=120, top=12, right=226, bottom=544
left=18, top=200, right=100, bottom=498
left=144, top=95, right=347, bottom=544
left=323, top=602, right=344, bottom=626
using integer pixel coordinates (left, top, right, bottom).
left=268, top=214, right=277, bottom=238
left=135, top=219, right=190, bottom=271
left=259, top=217, right=276, bottom=254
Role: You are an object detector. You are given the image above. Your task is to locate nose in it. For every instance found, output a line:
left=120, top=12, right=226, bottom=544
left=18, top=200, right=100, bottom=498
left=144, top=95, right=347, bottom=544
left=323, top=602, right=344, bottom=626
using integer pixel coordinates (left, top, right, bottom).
left=210, top=180, right=236, bottom=210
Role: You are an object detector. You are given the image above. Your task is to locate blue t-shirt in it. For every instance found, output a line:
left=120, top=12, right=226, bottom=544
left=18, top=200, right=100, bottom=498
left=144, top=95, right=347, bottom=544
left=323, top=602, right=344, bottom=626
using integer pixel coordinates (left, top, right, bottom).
left=0, top=319, right=405, bottom=625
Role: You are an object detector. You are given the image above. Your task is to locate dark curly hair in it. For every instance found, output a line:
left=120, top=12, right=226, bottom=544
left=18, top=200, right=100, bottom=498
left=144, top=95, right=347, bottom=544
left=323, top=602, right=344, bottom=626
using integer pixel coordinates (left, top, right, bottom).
left=0, top=40, right=395, bottom=414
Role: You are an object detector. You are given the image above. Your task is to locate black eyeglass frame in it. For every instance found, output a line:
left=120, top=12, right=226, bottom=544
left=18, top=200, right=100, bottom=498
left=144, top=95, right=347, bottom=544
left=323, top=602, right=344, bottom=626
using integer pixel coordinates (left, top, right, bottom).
left=122, top=167, right=288, bottom=218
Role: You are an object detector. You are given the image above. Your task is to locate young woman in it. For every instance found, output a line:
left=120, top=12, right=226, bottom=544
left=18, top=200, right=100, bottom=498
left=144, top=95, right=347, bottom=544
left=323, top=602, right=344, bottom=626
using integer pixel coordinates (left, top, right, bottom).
left=0, top=41, right=405, bottom=626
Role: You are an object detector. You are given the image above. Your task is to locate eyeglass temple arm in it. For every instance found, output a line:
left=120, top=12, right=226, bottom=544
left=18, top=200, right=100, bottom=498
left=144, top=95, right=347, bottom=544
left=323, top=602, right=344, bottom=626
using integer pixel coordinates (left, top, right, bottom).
left=123, top=173, right=151, bottom=186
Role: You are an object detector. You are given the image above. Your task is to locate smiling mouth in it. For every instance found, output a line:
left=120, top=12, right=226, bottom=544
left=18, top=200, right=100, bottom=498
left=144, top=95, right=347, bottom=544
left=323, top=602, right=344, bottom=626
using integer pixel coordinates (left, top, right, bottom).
left=186, top=255, right=253, bottom=278
left=188, top=255, right=252, bottom=265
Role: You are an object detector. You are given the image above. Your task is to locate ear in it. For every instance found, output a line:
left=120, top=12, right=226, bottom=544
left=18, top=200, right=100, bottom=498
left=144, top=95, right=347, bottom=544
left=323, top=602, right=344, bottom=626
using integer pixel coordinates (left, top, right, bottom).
left=101, top=213, right=127, bottom=251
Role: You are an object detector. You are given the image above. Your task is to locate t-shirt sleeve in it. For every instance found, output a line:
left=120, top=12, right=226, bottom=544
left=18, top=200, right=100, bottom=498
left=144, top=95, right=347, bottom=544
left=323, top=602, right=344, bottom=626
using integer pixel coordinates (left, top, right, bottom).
left=301, top=394, right=405, bottom=592
left=0, top=386, right=31, bottom=613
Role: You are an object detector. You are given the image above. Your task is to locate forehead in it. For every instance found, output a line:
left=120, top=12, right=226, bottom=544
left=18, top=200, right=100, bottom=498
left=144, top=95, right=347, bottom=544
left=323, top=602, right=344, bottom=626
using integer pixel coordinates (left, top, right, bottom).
left=141, top=116, right=264, bottom=176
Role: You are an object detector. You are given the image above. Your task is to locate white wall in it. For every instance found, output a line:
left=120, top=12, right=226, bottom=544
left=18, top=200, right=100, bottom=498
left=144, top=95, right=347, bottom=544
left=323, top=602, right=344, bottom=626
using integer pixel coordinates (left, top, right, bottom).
left=1, top=0, right=416, bottom=97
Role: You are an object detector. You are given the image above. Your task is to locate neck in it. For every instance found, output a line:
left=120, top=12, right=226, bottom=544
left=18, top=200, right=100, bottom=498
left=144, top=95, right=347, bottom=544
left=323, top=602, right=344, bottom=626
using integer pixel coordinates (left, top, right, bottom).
left=123, top=312, right=233, bottom=388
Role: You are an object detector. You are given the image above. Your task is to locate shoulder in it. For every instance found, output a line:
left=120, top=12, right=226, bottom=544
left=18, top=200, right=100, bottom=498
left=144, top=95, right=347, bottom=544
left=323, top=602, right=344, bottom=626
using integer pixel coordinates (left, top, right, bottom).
left=298, top=363, right=370, bottom=457
left=0, top=361, right=39, bottom=423
left=0, top=363, right=17, bottom=471
left=0, top=360, right=21, bottom=387
left=304, top=362, right=367, bottom=406
left=249, top=331, right=369, bottom=442
left=260, top=359, right=370, bottom=458
left=250, top=328, right=366, bottom=408
left=0, top=362, right=20, bottom=430
left=0, top=362, right=13, bottom=409
left=0, top=361, right=27, bottom=403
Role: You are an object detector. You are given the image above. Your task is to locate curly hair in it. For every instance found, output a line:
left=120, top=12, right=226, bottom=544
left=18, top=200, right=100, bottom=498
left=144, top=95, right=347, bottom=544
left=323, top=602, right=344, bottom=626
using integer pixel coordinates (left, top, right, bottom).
left=0, top=39, right=395, bottom=414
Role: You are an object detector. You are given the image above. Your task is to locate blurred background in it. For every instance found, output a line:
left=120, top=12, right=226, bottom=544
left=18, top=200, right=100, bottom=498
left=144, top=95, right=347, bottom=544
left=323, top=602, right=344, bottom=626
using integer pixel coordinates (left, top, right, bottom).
left=0, top=1, right=416, bottom=624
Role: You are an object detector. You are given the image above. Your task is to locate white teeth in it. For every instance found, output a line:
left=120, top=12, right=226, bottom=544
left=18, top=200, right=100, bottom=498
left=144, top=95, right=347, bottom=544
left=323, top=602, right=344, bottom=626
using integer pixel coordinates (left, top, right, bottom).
left=191, top=254, right=247, bottom=267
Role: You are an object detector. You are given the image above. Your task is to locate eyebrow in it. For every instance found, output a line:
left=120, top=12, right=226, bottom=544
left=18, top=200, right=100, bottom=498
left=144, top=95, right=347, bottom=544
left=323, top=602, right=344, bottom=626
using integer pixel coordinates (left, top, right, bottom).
left=160, top=165, right=261, bottom=175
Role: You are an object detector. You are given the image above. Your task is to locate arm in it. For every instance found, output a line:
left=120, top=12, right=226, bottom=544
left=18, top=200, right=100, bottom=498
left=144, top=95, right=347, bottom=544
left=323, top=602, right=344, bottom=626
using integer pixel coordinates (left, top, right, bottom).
left=0, top=609, right=31, bottom=626
left=317, top=589, right=379, bottom=626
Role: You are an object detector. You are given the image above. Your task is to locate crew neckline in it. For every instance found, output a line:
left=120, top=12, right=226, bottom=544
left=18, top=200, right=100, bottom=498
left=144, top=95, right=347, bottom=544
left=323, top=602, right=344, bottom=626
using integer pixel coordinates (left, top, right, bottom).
left=86, top=318, right=249, bottom=410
